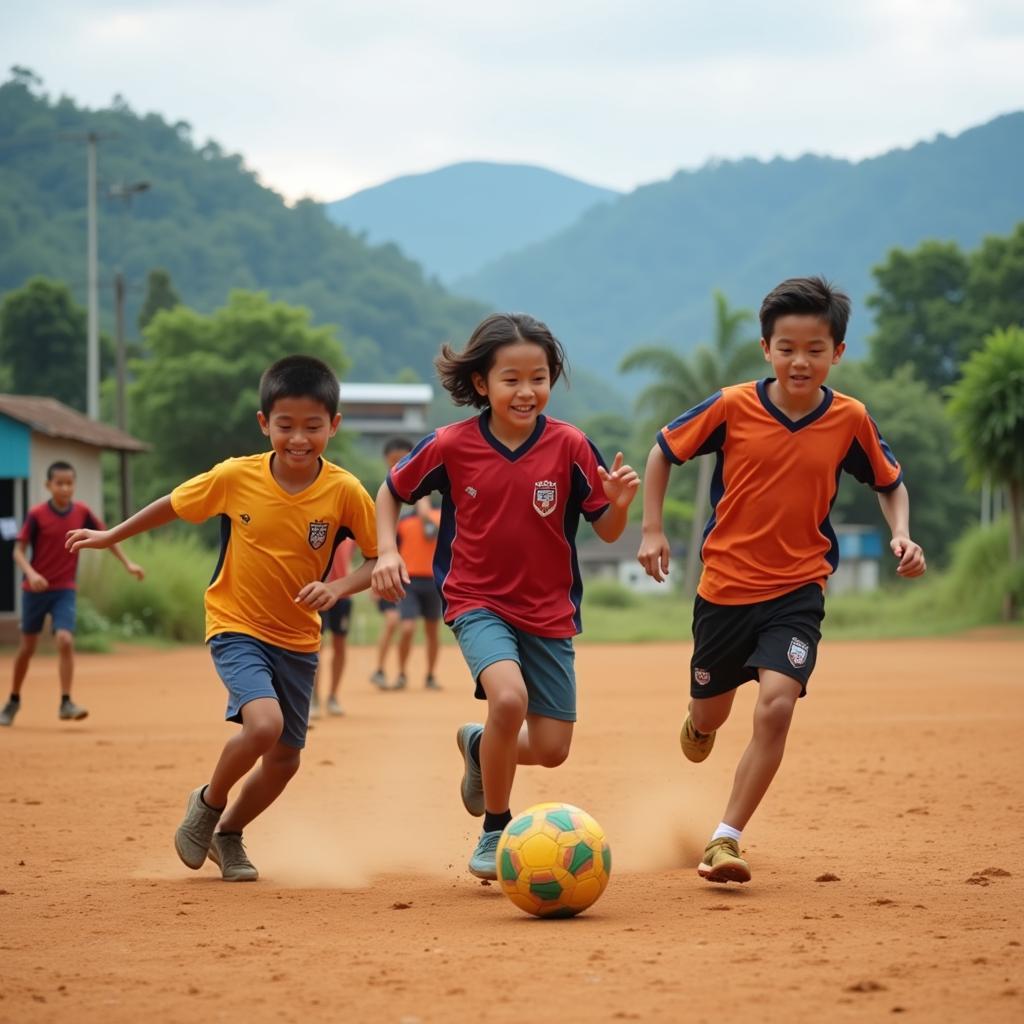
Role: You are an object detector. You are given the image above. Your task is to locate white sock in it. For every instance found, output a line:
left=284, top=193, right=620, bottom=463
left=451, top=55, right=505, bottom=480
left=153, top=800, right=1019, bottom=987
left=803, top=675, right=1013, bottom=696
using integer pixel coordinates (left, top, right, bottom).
left=711, top=822, right=742, bottom=843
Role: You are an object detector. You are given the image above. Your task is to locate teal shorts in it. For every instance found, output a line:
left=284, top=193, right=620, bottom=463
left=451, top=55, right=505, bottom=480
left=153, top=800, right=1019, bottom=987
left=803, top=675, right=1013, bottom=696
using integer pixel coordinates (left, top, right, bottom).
left=451, top=608, right=577, bottom=722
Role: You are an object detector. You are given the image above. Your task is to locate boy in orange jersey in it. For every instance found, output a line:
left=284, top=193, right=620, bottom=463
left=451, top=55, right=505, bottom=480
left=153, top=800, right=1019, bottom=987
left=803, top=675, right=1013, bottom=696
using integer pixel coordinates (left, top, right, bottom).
left=638, top=277, right=926, bottom=885
left=392, top=504, right=443, bottom=691
left=67, top=356, right=378, bottom=882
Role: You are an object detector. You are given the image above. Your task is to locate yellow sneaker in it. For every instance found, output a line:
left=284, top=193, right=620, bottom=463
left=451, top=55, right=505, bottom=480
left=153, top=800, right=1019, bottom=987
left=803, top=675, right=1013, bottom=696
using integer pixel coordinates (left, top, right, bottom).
left=680, top=710, right=715, bottom=763
left=697, top=837, right=751, bottom=884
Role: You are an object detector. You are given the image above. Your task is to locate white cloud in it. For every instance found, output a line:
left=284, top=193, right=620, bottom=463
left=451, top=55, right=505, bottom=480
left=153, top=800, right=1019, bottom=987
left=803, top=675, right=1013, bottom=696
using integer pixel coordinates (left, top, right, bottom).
left=2, top=0, right=1022, bottom=200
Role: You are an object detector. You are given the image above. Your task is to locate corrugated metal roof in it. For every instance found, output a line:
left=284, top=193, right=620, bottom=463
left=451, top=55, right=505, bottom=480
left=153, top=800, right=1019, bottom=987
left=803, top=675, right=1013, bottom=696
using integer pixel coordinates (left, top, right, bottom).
left=340, top=383, right=433, bottom=404
left=0, top=394, right=149, bottom=452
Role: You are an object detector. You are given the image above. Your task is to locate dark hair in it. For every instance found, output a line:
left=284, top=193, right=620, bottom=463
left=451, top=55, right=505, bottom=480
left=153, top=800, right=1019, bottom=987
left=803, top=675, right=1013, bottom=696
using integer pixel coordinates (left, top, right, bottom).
left=383, top=437, right=413, bottom=456
left=259, top=355, right=339, bottom=417
left=46, top=460, right=75, bottom=480
left=759, top=276, right=851, bottom=345
left=434, top=313, right=568, bottom=408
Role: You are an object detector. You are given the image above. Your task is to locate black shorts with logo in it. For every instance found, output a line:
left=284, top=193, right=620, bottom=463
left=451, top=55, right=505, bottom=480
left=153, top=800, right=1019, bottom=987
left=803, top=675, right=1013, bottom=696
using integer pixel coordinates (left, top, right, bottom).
left=690, top=582, right=825, bottom=699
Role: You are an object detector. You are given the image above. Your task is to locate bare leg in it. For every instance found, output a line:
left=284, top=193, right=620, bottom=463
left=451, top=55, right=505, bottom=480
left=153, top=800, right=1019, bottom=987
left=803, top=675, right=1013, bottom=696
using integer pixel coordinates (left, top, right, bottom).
left=375, top=610, right=399, bottom=673
left=423, top=619, right=440, bottom=680
left=10, top=633, right=39, bottom=696
left=516, top=713, right=573, bottom=767
left=397, top=619, right=415, bottom=676
left=720, top=670, right=802, bottom=830
left=477, top=661, right=529, bottom=813
left=205, top=698, right=283, bottom=808
left=217, top=740, right=302, bottom=833
left=328, top=633, right=346, bottom=699
left=691, top=687, right=738, bottom=735
left=55, top=629, right=74, bottom=697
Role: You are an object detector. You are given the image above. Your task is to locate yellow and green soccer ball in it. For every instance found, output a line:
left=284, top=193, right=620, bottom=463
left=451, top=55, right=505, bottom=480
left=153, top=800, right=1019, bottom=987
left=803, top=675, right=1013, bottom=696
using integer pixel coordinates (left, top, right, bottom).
left=496, top=802, right=611, bottom=918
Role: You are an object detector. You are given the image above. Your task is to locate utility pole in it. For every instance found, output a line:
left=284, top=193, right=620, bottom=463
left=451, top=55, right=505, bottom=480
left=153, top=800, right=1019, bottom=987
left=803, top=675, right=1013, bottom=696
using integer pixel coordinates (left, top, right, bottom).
left=86, top=132, right=99, bottom=420
left=114, top=270, right=132, bottom=519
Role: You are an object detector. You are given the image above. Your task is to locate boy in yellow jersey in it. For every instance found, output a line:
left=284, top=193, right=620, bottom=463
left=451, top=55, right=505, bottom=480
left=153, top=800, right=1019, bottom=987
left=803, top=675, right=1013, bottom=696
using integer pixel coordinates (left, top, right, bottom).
left=66, top=356, right=378, bottom=882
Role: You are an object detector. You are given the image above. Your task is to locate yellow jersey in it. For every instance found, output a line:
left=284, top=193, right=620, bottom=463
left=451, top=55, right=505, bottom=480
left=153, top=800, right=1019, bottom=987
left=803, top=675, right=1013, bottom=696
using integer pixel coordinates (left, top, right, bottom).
left=171, top=453, right=378, bottom=651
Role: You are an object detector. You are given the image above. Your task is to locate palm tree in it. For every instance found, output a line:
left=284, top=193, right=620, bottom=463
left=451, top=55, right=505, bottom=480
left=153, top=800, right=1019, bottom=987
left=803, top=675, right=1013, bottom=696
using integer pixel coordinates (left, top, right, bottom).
left=948, top=325, right=1024, bottom=618
left=620, top=290, right=765, bottom=594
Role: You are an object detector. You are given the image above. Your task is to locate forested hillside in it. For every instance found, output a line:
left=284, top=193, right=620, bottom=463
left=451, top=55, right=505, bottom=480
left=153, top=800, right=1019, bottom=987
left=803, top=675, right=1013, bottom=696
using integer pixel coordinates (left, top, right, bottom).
left=0, top=69, right=484, bottom=381
left=327, top=161, right=618, bottom=283
left=457, top=113, right=1024, bottom=368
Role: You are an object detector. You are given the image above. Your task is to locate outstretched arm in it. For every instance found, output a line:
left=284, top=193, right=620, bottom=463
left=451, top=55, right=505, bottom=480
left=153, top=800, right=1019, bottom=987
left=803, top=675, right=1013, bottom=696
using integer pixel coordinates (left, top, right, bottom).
left=592, top=451, right=640, bottom=542
left=877, top=483, right=926, bottom=577
left=370, top=482, right=411, bottom=601
left=295, top=557, right=378, bottom=611
left=109, top=542, right=145, bottom=580
left=66, top=495, right=179, bottom=554
left=637, top=445, right=672, bottom=583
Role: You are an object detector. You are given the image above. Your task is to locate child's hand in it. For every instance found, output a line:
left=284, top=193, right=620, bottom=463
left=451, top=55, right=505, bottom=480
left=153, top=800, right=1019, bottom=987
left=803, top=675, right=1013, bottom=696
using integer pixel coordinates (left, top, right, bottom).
left=66, top=528, right=113, bottom=554
left=27, top=570, right=48, bottom=593
left=891, top=535, right=926, bottom=577
left=597, top=452, right=640, bottom=508
left=295, top=581, right=337, bottom=610
left=372, top=551, right=409, bottom=602
left=125, top=561, right=145, bottom=581
left=638, top=529, right=671, bottom=583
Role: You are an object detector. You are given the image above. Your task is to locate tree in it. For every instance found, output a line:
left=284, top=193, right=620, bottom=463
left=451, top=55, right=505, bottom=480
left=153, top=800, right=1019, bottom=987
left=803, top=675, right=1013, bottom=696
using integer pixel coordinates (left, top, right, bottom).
left=0, top=277, right=87, bottom=409
left=138, top=269, right=181, bottom=332
left=947, top=326, right=1024, bottom=617
left=620, top=291, right=764, bottom=593
left=866, top=241, right=979, bottom=390
left=128, top=291, right=348, bottom=501
left=829, top=362, right=974, bottom=569
left=966, top=223, right=1024, bottom=339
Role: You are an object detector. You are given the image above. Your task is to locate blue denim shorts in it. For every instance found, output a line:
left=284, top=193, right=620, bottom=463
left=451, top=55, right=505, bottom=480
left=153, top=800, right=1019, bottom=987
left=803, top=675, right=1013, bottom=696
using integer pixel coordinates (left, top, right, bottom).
left=21, top=589, right=77, bottom=635
left=208, top=632, right=319, bottom=749
left=451, top=608, right=577, bottom=722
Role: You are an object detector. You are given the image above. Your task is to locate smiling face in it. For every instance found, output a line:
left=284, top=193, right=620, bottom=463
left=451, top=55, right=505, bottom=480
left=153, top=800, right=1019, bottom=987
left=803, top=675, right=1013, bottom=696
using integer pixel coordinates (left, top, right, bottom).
left=258, top=396, right=340, bottom=477
left=472, top=340, right=552, bottom=438
left=762, top=314, right=845, bottom=399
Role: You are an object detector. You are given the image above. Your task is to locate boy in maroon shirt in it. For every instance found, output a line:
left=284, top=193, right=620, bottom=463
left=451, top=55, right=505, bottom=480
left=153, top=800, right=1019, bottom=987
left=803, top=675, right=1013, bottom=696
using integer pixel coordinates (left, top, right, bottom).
left=0, top=461, right=144, bottom=726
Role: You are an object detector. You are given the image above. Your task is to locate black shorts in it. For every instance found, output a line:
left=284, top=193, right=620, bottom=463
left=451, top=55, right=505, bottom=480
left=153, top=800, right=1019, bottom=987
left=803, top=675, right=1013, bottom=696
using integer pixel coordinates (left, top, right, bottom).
left=320, top=598, right=353, bottom=636
left=399, top=577, right=442, bottom=622
left=690, top=582, right=825, bottom=699
left=377, top=598, right=398, bottom=613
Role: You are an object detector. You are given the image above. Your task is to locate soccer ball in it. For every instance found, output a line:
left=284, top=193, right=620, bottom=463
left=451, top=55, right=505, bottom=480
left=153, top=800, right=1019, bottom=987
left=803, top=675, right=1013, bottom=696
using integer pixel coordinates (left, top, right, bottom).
left=496, top=802, right=611, bottom=918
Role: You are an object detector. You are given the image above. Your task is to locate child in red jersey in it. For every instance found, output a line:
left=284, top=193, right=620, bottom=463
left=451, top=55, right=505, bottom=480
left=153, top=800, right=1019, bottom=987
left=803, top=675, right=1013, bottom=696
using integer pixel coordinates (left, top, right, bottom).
left=1, top=461, right=144, bottom=727
left=372, top=313, right=640, bottom=880
left=638, top=276, right=927, bottom=885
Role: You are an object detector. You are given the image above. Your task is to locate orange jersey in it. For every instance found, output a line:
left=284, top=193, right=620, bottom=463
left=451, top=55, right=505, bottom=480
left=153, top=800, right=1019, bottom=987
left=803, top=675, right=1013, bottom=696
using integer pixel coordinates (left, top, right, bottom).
left=171, top=453, right=377, bottom=651
left=659, top=380, right=902, bottom=604
left=397, top=509, right=440, bottom=578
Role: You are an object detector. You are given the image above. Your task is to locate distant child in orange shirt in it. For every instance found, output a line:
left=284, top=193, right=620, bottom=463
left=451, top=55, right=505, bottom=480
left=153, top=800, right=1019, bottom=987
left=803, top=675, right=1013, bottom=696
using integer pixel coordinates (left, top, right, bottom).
left=311, top=536, right=358, bottom=717
left=393, top=505, right=443, bottom=691
left=67, top=356, right=377, bottom=882
left=638, top=277, right=926, bottom=885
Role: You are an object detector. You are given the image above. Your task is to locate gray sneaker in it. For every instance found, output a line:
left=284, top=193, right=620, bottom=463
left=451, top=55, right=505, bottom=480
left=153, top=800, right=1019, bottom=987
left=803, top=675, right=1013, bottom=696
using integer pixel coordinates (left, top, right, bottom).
left=424, top=675, right=442, bottom=691
left=326, top=696, right=345, bottom=716
left=369, top=669, right=387, bottom=690
left=391, top=674, right=407, bottom=691
left=0, top=700, right=19, bottom=727
left=174, top=786, right=222, bottom=869
left=468, top=829, right=501, bottom=880
left=309, top=696, right=322, bottom=719
left=208, top=831, right=258, bottom=882
left=456, top=723, right=485, bottom=817
left=58, top=700, right=88, bottom=721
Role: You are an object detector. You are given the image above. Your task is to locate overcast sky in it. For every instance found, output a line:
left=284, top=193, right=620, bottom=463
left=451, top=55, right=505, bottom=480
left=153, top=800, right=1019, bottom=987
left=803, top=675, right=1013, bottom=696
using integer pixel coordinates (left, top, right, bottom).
left=5, top=0, right=1024, bottom=202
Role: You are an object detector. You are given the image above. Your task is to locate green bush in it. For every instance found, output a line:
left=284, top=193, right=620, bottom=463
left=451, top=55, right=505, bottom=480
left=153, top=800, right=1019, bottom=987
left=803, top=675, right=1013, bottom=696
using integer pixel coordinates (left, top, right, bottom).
left=78, top=533, right=211, bottom=643
left=584, top=579, right=640, bottom=609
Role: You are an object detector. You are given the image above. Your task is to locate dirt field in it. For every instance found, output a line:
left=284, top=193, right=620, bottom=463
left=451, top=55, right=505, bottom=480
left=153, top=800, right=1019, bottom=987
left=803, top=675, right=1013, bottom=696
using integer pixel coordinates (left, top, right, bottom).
left=2, top=632, right=1022, bottom=1024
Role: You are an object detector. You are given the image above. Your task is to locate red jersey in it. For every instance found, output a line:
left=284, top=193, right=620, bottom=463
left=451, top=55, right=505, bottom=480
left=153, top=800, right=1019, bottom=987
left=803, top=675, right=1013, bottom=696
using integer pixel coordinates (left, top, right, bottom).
left=325, top=536, right=356, bottom=582
left=659, top=379, right=902, bottom=604
left=18, top=500, right=104, bottom=591
left=387, top=412, right=610, bottom=637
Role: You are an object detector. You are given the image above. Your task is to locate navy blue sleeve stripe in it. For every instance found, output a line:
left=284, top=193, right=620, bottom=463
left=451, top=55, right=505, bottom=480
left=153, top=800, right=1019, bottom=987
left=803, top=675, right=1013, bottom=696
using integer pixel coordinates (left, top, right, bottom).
left=869, top=417, right=900, bottom=468
left=656, top=431, right=683, bottom=465
left=664, top=391, right=723, bottom=431
left=875, top=470, right=904, bottom=494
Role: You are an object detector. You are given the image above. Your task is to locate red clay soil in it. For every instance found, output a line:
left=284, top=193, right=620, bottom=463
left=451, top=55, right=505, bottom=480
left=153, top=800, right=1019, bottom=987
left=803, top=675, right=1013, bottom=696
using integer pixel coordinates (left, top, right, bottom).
left=1, top=632, right=1022, bottom=1023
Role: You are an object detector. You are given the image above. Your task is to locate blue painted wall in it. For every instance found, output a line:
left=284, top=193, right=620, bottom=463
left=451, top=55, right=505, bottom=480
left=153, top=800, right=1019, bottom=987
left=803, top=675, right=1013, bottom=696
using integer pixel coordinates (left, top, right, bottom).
left=0, top=414, right=30, bottom=477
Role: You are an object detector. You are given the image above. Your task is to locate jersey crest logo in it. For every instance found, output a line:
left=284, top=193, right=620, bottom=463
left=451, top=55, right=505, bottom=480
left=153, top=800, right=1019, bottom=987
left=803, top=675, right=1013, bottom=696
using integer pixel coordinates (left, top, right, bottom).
left=787, top=637, right=809, bottom=668
left=308, top=520, right=329, bottom=550
left=533, top=480, right=557, bottom=518
left=694, top=668, right=711, bottom=686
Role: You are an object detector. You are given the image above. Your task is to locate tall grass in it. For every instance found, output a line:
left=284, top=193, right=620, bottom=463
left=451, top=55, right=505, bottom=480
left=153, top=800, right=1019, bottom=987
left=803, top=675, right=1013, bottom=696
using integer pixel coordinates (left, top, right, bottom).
left=78, top=533, right=211, bottom=644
